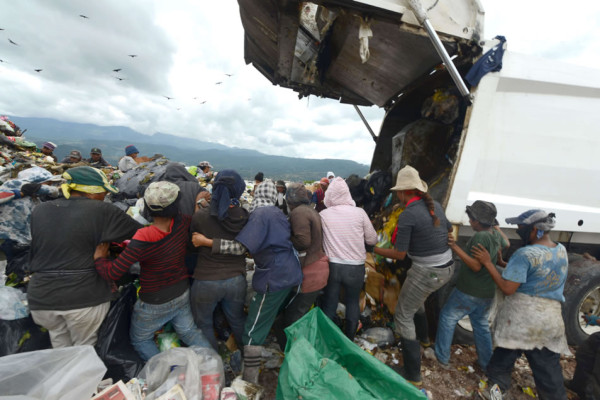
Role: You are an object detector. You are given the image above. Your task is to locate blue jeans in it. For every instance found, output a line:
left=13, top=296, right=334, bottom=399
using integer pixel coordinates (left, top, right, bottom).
left=435, top=288, right=492, bottom=369
left=130, top=289, right=211, bottom=361
left=321, top=262, right=364, bottom=340
left=190, top=275, right=247, bottom=350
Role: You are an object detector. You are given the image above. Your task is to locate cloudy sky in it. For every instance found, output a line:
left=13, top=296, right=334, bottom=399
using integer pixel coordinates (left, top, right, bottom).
left=1, top=1, right=599, bottom=165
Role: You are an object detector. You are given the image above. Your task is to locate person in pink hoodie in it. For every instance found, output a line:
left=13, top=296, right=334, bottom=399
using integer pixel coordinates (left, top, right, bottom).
left=319, top=177, right=377, bottom=340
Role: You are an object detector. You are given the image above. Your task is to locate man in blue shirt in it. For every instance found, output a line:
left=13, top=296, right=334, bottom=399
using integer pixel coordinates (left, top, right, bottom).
left=472, top=209, right=570, bottom=400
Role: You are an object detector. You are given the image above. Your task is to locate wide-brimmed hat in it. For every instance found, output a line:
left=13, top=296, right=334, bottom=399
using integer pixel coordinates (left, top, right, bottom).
left=466, top=200, right=497, bottom=226
left=390, top=165, right=428, bottom=192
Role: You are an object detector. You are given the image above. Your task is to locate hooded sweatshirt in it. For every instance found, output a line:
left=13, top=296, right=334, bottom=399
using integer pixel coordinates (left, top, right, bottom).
left=320, top=177, right=377, bottom=264
left=163, top=163, right=205, bottom=217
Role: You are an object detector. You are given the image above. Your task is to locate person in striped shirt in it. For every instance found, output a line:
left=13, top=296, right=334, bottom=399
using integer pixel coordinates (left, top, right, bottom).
left=94, top=181, right=211, bottom=361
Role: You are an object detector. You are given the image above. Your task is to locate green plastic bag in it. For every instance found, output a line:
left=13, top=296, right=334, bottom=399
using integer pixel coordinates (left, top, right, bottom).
left=276, top=308, right=426, bottom=400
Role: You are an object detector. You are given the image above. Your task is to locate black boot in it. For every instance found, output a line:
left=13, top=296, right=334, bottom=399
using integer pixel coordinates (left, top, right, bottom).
left=400, top=338, right=423, bottom=386
left=414, top=312, right=431, bottom=348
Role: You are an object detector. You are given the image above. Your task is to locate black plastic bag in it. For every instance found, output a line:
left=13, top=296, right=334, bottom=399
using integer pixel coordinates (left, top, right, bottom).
left=363, top=170, right=392, bottom=218
left=95, top=284, right=145, bottom=382
left=0, top=315, right=51, bottom=356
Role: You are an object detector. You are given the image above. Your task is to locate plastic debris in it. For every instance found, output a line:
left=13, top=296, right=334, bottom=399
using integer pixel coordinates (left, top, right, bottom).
left=231, top=376, right=264, bottom=400
left=361, top=327, right=395, bottom=346
left=522, top=386, right=536, bottom=397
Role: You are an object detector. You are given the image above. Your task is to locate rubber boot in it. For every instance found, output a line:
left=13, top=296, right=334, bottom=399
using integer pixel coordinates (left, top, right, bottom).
left=344, top=319, right=359, bottom=341
left=242, top=345, right=262, bottom=384
left=414, top=312, right=431, bottom=348
left=400, top=338, right=423, bottom=386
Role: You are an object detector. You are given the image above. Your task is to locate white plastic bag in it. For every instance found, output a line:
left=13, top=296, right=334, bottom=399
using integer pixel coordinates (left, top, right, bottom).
left=0, top=345, right=107, bottom=400
left=139, top=346, right=224, bottom=400
left=0, top=286, right=29, bottom=320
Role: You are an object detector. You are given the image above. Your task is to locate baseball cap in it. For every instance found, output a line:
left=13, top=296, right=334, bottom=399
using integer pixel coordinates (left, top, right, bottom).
left=42, top=141, right=57, bottom=150
left=90, top=147, right=102, bottom=155
left=198, top=161, right=213, bottom=168
left=144, top=181, right=180, bottom=211
left=505, top=209, right=549, bottom=225
left=466, top=200, right=497, bottom=226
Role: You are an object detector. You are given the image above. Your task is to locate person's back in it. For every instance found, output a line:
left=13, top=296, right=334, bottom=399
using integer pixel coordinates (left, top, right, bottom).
left=28, top=166, right=141, bottom=348
left=320, top=177, right=376, bottom=263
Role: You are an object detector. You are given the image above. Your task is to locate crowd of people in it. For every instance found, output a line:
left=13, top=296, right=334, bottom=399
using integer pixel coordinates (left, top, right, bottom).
left=2, top=140, right=597, bottom=399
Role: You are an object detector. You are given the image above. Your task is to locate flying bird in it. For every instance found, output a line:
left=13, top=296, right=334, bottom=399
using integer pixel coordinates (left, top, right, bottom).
left=113, top=68, right=122, bottom=72
left=225, top=73, right=233, bottom=77
left=34, top=69, right=42, bottom=73
left=200, top=101, right=207, bottom=104
left=0, top=28, right=4, bottom=31
left=215, top=81, right=222, bottom=85
left=114, top=76, right=126, bottom=81
left=0, top=59, right=6, bottom=63
left=8, top=38, right=18, bottom=46
left=79, top=14, right=89, bottom=19
left=163, top=96, right=173, bottom=100
left=128, top=54, right=137, bottom=58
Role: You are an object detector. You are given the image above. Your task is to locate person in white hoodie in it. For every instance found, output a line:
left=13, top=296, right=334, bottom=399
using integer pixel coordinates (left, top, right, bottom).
left=319, top=177, right=377, bottom=340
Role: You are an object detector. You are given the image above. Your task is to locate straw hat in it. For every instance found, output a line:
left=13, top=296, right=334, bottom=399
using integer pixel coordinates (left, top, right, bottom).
left=390, top=165, right=428, bottom=192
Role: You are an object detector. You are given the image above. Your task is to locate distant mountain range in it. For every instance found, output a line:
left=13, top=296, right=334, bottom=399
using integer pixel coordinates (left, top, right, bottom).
left=9, top=116, right=370, bottom=181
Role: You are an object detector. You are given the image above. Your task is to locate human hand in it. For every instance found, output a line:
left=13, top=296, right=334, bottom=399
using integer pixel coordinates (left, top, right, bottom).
left=471, top=243, right=491, bottom=264
left=448, top=232, right=456, bottom=247
left=94, top=242, right=110, bottom=260
left=197, top=190, right=211, bottom=203
left=192, top=232, right=211, bottom=247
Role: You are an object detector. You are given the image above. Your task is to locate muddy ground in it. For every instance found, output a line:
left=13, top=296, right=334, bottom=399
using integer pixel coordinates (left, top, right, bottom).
left=252, top=340, right=577, bottom=399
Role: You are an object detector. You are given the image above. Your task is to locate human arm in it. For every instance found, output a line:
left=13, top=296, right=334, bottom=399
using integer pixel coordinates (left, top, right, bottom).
left=373, top=246, right=407, bottom=260
left=494, top=225, right=510, bottom=249
left=363, top=211, right=378, bottom=246
left=94, top=241, right=138, bottom=282
left=194, top=190, right=211, bottom=212
left=448, top=233, right=482, bottom=272
left=289, top=211, right=311, bottom=251
left=471, top=244, right=520, bottom=295
left=191, top=232, right=247, bottom=256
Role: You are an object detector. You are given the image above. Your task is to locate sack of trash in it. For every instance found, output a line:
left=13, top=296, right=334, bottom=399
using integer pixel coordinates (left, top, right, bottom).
left=112, top=157, right=171, bottom=201
left=139, top=346, right=225, bottom=400
left=276, top=307, right=426, bottom=400
left=0, top=345, right=106, bottom=400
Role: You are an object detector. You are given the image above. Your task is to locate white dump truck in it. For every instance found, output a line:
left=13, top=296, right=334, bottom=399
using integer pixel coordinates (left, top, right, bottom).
left=236, top=0, right=600, bottom=345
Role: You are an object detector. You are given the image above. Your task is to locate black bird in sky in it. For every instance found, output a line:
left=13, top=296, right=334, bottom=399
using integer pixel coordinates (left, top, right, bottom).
left=79, top=15, right=89, bottom=19
left=0, top=28, right=4, bottom=31
left=225, top=73, right=233, bottom=77
left=113, top=68, right=122, bottom=72
left=34, top=69, right=42, bottom=72
left=0, top=59, right=6, bottom=63
left=114, top=77, right=126, bottom=81
left=200, top=101, right=207, bottom=104
left=163, top=96, right=173, bottom=100
left=215, top=81, right=222, bottom=85
left=128, top=54, right=137, bottom=58
left=8, top=38, right=18, bottom=46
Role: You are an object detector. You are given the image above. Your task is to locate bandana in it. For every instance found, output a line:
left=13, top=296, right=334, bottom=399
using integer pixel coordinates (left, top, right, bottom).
left=249, top=179, right=277, bottom=213
left=210, top=169, right=246, bottom=221
left=61, top=166, right=118, bottom=199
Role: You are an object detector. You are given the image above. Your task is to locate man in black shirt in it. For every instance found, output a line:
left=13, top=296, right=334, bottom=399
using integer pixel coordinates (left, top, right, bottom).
left=86, top=147, right=111, bottom=168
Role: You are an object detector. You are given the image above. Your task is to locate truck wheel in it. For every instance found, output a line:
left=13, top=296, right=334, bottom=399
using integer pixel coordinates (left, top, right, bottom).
left=563, top=254, right=600, bottom=346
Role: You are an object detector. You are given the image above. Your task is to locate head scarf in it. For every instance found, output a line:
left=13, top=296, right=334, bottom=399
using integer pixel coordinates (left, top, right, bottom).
left=249, top=179, right=277, bottom=213
left=286, top=183, right=310, bottom=207
left=61, top=166, right=118, bottom=199
left=210, top=169, right=246, bottom=220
